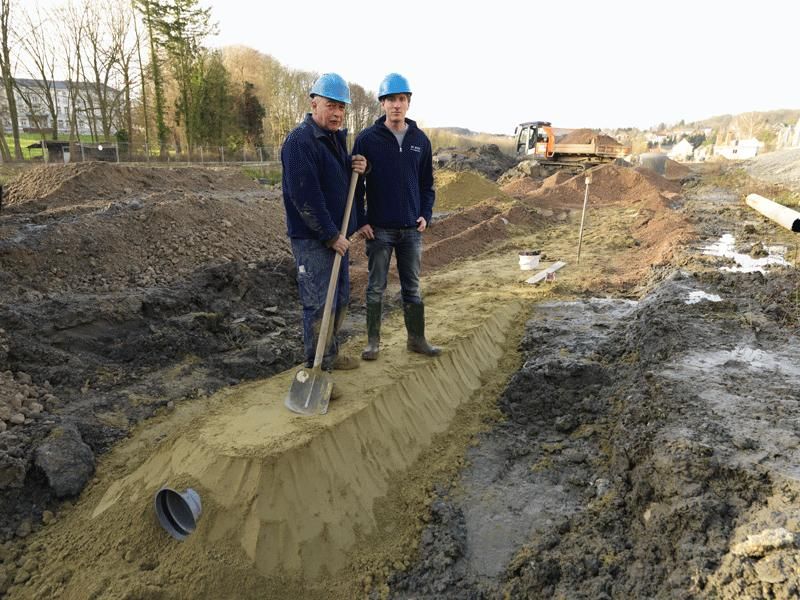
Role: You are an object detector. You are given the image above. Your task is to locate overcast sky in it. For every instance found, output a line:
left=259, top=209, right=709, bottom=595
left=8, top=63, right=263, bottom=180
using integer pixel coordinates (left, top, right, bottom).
left=26, top=0, right=798, bottom=135
left=208, top=0, right=797, bottom=134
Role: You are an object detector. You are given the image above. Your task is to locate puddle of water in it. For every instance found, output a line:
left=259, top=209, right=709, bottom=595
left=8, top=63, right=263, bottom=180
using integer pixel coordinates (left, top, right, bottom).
left=677, top=345, right=800, bottom=377
left=686, top=291, right=722, bottom=305
left=702, top=234, right=789, bottom=273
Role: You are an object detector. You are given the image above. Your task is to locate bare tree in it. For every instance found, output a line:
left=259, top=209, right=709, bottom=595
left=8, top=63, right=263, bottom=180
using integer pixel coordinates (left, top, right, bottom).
left=0, top=0, right=22, bottom=159
left=131, top=1, right=150, bottom=150
left=347, top=82, right=380, bottom=137
left=734, top=112, right=765, bottom=140
left=220, top=45, right=280, bottom=150
left=15, top=4, right=60, bottom=140
left=79, top=1, right=127, bottom=141
left=56, top=0, right=88, bottom=142
left=268, top=68, right=315, bottom=149
left=106, top=0, right=139, bottom=152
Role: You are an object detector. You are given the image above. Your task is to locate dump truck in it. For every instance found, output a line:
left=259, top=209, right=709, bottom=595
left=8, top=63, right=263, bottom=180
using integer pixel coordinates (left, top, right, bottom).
left=514, top=121, right=630, bottom=163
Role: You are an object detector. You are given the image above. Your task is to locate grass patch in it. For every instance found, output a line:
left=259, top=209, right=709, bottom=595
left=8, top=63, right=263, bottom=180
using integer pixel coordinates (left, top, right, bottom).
left=241, top=165, right=281, bottom=185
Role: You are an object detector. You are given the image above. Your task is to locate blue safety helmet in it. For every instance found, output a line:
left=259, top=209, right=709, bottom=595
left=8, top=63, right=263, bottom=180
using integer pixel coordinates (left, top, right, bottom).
left=309, top=73, right=351, bottom=104
left=378, top=73, right=412, bottom=100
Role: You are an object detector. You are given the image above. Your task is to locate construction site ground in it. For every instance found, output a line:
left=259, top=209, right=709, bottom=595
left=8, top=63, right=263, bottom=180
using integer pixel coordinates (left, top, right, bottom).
left=0, top=154, right=799, bottom=599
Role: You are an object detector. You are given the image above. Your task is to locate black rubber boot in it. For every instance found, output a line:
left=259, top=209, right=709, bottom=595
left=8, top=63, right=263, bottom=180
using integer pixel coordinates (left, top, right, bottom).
left=403, top=302, right=441, bottom=357
left=361, top=302, right=382, bottom=360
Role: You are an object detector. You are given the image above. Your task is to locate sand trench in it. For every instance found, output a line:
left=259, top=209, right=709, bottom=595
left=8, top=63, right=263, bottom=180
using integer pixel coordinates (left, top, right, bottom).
left=25, top=299, right=523, bottom=597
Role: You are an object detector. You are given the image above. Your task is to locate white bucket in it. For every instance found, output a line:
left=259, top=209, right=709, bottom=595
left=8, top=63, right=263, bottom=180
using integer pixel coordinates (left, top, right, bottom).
left=518, top=251, right=541, bottom=270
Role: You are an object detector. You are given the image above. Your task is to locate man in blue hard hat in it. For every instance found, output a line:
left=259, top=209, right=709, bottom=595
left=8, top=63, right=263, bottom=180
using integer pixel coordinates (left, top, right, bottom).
left=353, top=73, right=441, bottom=361
left=281, top=73, right=367, bottom=371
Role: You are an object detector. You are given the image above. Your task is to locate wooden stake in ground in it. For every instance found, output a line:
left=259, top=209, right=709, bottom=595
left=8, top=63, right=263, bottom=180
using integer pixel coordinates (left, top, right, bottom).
left=577, top=172, right=592, bottom=263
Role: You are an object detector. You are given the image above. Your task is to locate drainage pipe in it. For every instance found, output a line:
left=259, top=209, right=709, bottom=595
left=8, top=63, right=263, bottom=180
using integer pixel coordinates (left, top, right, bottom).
left=746, top=193, right=800, bottom=233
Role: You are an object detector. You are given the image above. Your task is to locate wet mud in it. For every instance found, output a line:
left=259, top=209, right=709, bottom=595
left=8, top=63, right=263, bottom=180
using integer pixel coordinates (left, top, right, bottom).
left=380, top=170, right=800, bottom=599
left=2, top=161, right=799, bottom=599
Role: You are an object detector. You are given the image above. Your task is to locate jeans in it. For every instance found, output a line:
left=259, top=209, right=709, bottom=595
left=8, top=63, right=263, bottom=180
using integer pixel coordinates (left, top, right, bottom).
left=290, top=238, right=349, bottom=367
left=365, top=227, right=422, bottom=305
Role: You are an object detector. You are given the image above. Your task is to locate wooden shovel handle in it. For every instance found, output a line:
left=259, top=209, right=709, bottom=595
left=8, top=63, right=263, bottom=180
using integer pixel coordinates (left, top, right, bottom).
left=311, top=171, right=360, bottom=369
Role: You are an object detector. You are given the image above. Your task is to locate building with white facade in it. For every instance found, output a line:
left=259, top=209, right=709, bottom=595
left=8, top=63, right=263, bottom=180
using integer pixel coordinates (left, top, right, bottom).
left=668, top=138, right=694, bottom=161
left=713, top=138, right=763, bottom=160
left=0, top=78, right=117, bottom=137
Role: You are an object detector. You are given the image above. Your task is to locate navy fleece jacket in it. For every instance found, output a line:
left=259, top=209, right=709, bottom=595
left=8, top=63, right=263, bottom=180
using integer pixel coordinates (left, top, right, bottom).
left=353, top=116, right=435, bottom=229
left=281, top=114, right=356, bottom=241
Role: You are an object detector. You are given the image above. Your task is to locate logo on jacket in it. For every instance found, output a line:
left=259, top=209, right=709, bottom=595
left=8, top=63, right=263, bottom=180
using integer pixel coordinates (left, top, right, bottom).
left=410, top=145, right=422, bottom=153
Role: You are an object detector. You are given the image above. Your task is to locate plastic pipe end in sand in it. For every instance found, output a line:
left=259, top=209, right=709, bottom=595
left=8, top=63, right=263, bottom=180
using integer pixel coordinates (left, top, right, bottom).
left=154, top=487, right=202, bottom=541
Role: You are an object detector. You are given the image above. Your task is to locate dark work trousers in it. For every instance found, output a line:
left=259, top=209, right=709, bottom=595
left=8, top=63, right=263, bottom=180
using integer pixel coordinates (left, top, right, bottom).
left=365, top=227, right=422, bottom=305
left=290, top=238, right=349, bottom=368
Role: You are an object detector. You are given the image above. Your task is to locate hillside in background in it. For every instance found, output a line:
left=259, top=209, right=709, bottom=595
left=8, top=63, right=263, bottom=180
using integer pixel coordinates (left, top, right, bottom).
left=689, top=109, right=800, bottom=130
left=425, top=126, right=514, bottom=154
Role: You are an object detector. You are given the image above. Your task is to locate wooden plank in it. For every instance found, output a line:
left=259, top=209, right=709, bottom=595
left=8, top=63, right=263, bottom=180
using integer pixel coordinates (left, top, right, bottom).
left=525, top=261, right=567, bottom=285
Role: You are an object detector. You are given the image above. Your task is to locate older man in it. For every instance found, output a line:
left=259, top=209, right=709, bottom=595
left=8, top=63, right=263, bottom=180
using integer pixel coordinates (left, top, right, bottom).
left=281, top=73, right=366, bottom=371
left=353, top=73, right=440, bottom=361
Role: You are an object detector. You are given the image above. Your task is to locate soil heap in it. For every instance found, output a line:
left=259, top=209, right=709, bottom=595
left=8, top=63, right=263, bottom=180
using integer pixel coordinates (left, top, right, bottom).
left=745, top=147, right=800, bottom=189
left=432, top=144, right=518, bottom=180
left=558, top=128, right=622, bottom=146
left=1, top=165, right=289, bottom=297
left=433, top=170, right=510, bottom=211
left=664, top=157, right=692, bottom=180
left=4, top=162, right=258, bottom=212
left=513, top=162, right=681, bottom=208
left=0, top=164, right=302, bottom=544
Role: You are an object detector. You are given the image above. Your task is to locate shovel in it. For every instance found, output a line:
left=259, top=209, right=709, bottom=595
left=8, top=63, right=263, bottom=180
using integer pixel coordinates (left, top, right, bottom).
left=285, top=170, right=360, bottom=416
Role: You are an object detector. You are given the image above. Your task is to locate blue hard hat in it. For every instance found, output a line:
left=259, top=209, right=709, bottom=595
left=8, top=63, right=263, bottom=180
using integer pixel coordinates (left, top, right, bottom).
left=378, top=73, right=412, bottom=100
left=309, top=73, right=351, bottom=104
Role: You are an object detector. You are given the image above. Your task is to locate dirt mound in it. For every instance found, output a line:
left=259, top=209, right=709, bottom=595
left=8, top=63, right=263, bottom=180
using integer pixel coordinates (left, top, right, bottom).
left=496, top=160, right=553, bottom=186
left=500, top=170, right=572, bottom=200
left=664, top=158, right=692, bottom=180
left=434, top=170, right=508, bottom=211
left=745, top=147, right=800, bottom=190
left=524, top=163, right=681, bottom=210
left=500, top=176, right=542, bottom=198
left=558, top=129, right=621, bottom=146
left=540, top=170, right=574, bottom=189
left=432, top=144, right=518, bottom=181
left=5, top=163, right=258, bottom=211
left=0, top=185, right=289, bottom=299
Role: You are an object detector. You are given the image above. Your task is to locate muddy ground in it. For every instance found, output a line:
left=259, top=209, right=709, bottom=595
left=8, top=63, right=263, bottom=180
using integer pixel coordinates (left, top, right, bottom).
left=0, top=157, right=799, bottom=598
left=384, top=168, right=800, bottom=599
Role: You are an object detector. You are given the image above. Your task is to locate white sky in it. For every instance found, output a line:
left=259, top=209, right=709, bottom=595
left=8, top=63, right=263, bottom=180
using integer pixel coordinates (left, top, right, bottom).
left=208, top=0, right=797, bottom=134
left=26, top=0, right=799, bottom=135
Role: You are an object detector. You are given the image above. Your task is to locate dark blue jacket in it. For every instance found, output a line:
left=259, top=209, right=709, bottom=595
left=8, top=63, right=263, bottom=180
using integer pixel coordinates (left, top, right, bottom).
left=353, top=116, right=435, bottom=229
left=281, top=114, right=356, bottom=241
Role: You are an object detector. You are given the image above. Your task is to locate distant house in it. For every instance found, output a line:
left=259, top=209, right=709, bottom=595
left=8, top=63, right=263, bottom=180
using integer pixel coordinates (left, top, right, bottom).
left=646, top=132, right=669, bottom=145
left=0, top=78, right=118, bottom=137
left=714, top=138, right=763, bottom=160
left=668, top=138, right=694, bottom=161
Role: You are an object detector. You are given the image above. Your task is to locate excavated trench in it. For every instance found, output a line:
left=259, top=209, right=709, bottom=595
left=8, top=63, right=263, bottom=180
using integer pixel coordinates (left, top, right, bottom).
left=91, top=302, right=521, bottom=580
left=3, top=162, right=800, bottom=599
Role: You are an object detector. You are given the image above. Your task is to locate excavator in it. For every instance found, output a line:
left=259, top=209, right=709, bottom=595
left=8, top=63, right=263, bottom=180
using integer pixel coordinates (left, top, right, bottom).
left=514, top=121, right=630, bottom=164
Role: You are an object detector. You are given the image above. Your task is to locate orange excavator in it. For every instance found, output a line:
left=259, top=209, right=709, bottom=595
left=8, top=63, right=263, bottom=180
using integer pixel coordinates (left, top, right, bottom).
left=514, top=121, right=630, bottom=164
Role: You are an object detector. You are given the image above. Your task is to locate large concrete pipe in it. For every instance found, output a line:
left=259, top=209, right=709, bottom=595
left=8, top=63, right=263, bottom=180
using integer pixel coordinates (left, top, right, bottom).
left=746, top=194, right=800, bottom=233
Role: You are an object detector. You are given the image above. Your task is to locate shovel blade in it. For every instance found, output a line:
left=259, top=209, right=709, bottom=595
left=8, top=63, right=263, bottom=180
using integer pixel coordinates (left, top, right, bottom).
left=284, top=367, right=332, bottom=415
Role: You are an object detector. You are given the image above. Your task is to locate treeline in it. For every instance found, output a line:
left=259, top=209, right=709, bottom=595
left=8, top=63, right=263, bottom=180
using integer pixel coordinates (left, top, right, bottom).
left=0, top=0, right=381, bottom=161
